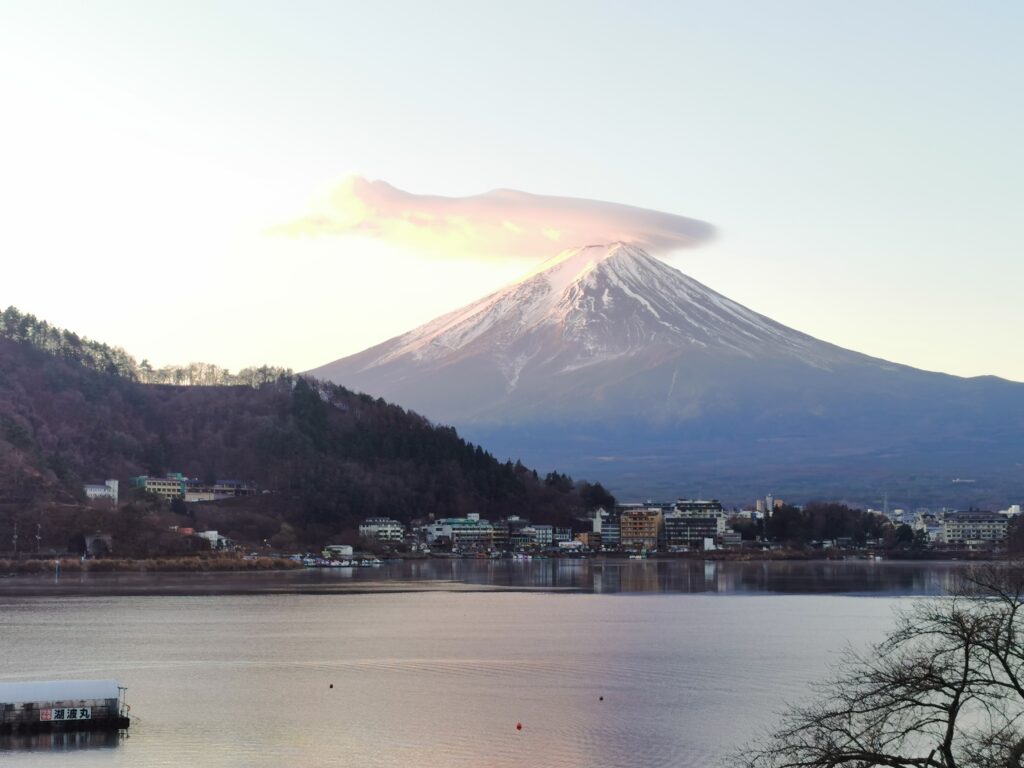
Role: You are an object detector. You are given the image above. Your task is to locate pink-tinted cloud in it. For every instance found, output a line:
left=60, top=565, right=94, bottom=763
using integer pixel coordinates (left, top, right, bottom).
left=277, top=176, right=714, bottom=258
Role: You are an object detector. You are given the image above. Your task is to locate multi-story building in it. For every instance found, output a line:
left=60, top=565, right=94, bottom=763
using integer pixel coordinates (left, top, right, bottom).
left=940, top=511, right=1008, bottom=546
left=719, top=530, right=742, bottom=549
left=619, top=508, right=663, bottom=550
left=184, top=479, right=256, bottom=503
left=675, top=499, right=725, bottom=517
left=83, top=479, right=119, bottom=505
left=598, top=513, right=620, bottom=549
left=532, top=525, right=554, bottom=546
left=510, top=526, right=538, bottom=549
left=507, top=517, right=536, bottom=549
left=424, top=513, right=494, bottom=550
left=359, top=517, right=405, bottom=542
left=553, top=527, right=573, bottom=544
left=491, top=520, right=510, bottom=549
left=664, top=515, right=725, bottom=549
left=131, top=473, right=186, bottom=501
left=665, top=500, right=734, bottom=549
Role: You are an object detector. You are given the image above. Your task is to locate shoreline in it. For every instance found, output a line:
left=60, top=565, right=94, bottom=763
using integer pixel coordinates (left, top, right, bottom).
left=0, top=557, right=982, bottom=598
left=0, top=548, right=996, bottom=580
left=0, top=555, right=302, bottom=576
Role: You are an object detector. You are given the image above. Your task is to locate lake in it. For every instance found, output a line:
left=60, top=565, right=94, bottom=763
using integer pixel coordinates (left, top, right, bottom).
left=0, top=560, right=976, bottom=767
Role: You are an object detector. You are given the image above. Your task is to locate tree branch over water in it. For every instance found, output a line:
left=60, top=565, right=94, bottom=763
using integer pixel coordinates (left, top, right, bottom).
left=736, top=562, right=1024, bottom=768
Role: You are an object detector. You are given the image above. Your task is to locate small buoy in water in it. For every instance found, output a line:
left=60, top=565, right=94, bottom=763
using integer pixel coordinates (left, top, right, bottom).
left=516, top=722, right=523, bottom=731
left=599, top=696, right=603, bottom=701
left=329, top=684, right=334, bottom=689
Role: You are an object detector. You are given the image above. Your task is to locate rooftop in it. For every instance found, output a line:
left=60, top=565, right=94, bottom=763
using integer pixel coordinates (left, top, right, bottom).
left=0, top=679, right=120, bottom=704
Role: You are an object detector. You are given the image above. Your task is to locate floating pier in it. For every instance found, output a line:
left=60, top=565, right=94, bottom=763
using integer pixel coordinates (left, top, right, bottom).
left=0, top=680, right=130, bottom=734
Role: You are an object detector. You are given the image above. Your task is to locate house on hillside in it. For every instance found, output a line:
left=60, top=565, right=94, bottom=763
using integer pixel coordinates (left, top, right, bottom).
left=83, top=480, right=118, bottom=505
left=359, top=517, right=405, bottom=542
left=131, top=473, right=186, bottom=501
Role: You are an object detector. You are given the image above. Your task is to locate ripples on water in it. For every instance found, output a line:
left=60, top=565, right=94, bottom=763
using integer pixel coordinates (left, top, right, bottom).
left=0, top=562, right=969, bottom=767
left=424, top=557, right=966, bottom=595
left=0, top=558, right=972, bottom=597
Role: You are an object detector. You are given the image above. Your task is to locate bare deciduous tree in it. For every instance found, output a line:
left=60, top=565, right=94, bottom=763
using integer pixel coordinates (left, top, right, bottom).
left=738, top=563, right=1024, bottom=768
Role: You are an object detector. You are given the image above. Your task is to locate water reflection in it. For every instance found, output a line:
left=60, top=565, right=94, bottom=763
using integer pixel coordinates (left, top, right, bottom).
left=383, top=558, right=969, bottom=595
left=0, top=729, right=123, bottom=752
left=0, top=558, right=976, bottom=596
left=0, top=587, right=925, bottom=767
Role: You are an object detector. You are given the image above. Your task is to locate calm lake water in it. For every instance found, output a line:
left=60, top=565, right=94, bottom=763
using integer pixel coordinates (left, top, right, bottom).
left=0, top=561, right=977, bottom=767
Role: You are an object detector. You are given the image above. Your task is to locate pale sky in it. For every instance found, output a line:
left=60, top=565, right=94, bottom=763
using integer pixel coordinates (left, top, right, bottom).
left=1, top=1, right=1021, bottom=381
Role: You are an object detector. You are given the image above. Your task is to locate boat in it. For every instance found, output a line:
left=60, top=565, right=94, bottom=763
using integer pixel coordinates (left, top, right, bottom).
left=0, top=680, right=130, bottom=734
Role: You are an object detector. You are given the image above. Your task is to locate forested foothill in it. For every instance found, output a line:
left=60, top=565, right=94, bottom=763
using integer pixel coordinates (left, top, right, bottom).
left=0, top=306, right=613, bottom=555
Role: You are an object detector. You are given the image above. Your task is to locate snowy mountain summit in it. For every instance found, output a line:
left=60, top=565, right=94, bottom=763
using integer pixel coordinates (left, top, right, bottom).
left=310, top=241, right=1024, bottom=501
left=312, top=242, right=863, bottom=420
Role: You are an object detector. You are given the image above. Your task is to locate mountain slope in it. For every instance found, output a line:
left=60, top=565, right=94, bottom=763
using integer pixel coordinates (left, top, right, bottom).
left=313, top=243, right=899, bottom=421
left=311, top=244, right=1024, bottom=504
left=0, top=325, right=609, bottom=548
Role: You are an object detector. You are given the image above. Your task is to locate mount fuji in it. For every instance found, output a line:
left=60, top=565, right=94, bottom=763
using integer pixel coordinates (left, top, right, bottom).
left=310, top=244, right=1024, bottom=504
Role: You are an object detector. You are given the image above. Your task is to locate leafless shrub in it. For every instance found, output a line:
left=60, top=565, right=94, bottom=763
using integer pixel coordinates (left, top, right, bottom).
left=736, top=562, right=1024, bottom=768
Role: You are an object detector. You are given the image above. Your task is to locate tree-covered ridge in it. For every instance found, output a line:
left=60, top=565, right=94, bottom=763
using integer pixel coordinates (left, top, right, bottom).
left=1, top=306, right=137, bottom=378
left=0, top=315, right=614, bottom=547
left=1, top=306, right=291, bottom=386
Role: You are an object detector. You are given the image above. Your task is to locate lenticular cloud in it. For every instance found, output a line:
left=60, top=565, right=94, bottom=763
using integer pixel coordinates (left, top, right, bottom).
left=278, top=176, right=714, bottom=259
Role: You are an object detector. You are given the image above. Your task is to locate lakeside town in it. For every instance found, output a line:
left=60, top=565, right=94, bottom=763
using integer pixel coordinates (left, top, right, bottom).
left=39, top=471, right=1019, bottom=567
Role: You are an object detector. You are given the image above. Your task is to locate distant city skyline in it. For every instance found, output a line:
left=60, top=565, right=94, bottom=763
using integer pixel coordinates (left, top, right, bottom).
left=2, top=1, right=1022, bottom=381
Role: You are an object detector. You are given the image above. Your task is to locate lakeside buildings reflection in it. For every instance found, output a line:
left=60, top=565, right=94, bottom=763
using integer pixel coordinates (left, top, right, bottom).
left=388, top=558, right=968, bottom=595
left=0, top=729, right=123, bottom=752
left=0, top=558, right=972, bottom=597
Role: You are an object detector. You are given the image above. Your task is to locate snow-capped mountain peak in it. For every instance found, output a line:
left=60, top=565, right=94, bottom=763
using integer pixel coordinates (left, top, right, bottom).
left=336, top=241, right=853, bottom=384
left=308, top=241, right=1024, bottom=504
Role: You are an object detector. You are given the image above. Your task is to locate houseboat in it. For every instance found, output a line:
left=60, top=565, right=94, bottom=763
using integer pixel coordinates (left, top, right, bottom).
left=0, top=680, right=129, bottom=734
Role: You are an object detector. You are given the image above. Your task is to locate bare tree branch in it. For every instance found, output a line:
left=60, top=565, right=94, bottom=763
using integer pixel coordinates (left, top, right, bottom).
left=733, top=562, right=1024, bottom=768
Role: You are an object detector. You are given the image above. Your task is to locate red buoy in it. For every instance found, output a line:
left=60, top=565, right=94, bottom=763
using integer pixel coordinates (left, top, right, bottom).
left=516, top=722, right=523, bottom=731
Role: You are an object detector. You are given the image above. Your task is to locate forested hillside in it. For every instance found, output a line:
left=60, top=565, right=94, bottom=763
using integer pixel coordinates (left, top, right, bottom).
left=1, top=306, right=292, bottom=386
left=0, top=308, right=613, bottom=550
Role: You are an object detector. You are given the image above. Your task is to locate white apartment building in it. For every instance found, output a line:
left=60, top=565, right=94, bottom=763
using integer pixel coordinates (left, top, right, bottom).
left=83, top=479, right=119, bottom=505
left=359, top=517, right=405, bottom=542
left=940, top=511, right=1008, bottom=545
left=423, top=514, right=494, bottom=549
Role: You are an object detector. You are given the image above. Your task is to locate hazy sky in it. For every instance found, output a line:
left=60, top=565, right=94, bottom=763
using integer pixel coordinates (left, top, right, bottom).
left=2, top=1, right=1021, bottom=381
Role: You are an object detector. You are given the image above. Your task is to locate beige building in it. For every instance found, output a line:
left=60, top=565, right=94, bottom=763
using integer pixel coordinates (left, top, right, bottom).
left=132, top=474, right=186, bottom=501
left=619, top=508, right=663, bottom=550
